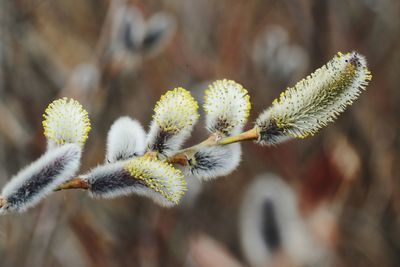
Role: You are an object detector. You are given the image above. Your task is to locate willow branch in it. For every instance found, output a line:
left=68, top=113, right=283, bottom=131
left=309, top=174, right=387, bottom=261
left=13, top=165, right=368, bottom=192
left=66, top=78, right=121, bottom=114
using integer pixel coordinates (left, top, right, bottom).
left=167, top=154, right=189, bottom=166
left=54, top=177, right=89, bottom=191
left=217, top=127, right=259, bottom=145
left=166, top=127, right=259, bottom=166
left=53, top=128, right=259, bottom=192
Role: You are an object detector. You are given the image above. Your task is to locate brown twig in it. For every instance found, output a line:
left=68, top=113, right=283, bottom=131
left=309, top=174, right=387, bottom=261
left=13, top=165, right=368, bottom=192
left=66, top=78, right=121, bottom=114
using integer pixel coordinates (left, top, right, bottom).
left=167, top=154, right=189, bottom=166
left=166, top=128, right=259, bottom=166
left=54, top=178, right=89, bottom=191
left=52, top=128, right=260, bottom=192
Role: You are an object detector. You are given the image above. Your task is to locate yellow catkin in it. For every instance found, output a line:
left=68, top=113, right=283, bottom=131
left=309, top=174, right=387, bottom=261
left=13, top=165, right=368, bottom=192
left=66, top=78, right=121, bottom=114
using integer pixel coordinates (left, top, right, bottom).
left=125, top=157, right=187, bottom=204
left=153, top=87, right=199, bottom=133
left=256, top=52, right=372, bottom=142
left=203, top=79, right=251, bottom=135
left=42, top=98, right=91, bottom=146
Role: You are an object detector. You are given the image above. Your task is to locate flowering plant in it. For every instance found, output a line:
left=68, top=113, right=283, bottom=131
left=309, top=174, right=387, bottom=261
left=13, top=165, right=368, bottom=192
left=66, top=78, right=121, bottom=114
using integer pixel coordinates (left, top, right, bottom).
left=0, top=52, right=371, bottom=213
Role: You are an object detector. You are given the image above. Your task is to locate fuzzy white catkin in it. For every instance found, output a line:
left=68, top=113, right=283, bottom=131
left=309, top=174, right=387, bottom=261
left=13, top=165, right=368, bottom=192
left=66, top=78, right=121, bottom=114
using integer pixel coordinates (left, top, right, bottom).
left=143, top=12, right=177, bottom=57
left=85, top=161, right=140, bottom=198
left=188, top=143, right=241, bottom=180
left=111, top=5, right=145, bottom=52
left=239, top=174, right=324, bottom=267
left=0, top=144, right=81, bottom=213
left=252, top=25, right=309, bottom=84
left=106, top=116, right=146, bottom=163
left=85, top=157, right=186, bottom=207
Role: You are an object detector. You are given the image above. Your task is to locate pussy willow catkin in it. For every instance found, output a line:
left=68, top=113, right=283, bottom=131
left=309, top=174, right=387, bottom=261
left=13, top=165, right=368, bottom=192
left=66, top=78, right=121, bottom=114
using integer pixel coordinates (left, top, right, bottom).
left=147, top=87, right=199, bottom=155
left=204, top=79, right=251, bottom=136
left=43, top=97, right=91, bottom=147
left=255, top=52, right=372, bottom=145
left=86, top=156, right=186, bottom=207
left=0, top=51, right=372, bottom=214
left=106, top=116, right=146, bottom=163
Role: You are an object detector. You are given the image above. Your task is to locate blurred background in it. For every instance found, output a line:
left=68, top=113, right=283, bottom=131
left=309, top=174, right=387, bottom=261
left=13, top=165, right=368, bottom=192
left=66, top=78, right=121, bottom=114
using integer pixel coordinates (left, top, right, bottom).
left=0, top=0, right=399, bottom=266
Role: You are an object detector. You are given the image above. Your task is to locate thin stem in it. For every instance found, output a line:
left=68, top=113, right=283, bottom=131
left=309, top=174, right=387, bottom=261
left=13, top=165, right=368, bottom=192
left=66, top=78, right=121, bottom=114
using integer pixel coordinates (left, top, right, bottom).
left=55, top=178, right=89, bottom=191
left=175, top=133, right=220, bottom=155
left=168, top=154, right=189, bottom=166
left=217, top=127, right=259, bottom=145
left=52, top=128, right=259, bottom=191
left=166, top=134, right=220, bottom=166
left=166, top=128, right=260, bottom=166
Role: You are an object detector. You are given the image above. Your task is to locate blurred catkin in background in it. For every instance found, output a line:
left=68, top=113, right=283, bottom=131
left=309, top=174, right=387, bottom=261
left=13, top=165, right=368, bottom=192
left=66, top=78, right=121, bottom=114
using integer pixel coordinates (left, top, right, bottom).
left=0, top=0, right=400, bottom=267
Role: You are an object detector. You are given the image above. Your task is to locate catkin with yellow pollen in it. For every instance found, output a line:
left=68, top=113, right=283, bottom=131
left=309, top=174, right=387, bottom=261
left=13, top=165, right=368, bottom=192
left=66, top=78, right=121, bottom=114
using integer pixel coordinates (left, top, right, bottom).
left=147, top=87, right=199, bottom=155
left=204, top=79, right=251, bottom=136
left=84, top=156, right=186, bottom=207
left=125, top=157, right=186, bottom=205
left=255, top=51, right=372, bottom=146
left=183, top=79, right=250, bottom=180
left=42, top=98, right=91, bottom=147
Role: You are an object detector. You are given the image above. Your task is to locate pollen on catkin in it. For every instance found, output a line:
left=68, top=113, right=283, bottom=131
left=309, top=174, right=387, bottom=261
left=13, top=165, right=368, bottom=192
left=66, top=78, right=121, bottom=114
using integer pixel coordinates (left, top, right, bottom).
left=42, top=98, right=91, bottom=147
left=255, top=51, right=372, bottom=146
left=204, top=79, right=251, bottom=136
left=147, top=87, right=199, bottom=155
left=86, top=156, right=187, bottom=207
left=125, top=157, right=186, bottom=206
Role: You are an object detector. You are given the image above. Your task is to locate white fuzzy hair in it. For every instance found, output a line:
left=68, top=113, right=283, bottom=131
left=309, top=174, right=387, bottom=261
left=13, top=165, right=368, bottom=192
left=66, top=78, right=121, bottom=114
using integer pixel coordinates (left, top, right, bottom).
left=146, top=120, right=193, bottom=157
left=239, top=174, right=325, bottom=267
left=106, top=116, right=146, bottom=163
left=86, top=157, right=186, bottom=207
left=110, top=5, right=145, bottom=52
left=188, top=143, right=241, bottom=180
left=144, top=12, right=177, bottom=57
left=0, top=144, right=81, bottom=213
